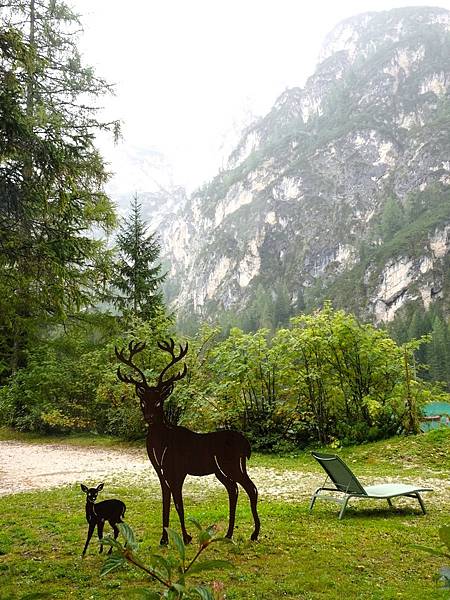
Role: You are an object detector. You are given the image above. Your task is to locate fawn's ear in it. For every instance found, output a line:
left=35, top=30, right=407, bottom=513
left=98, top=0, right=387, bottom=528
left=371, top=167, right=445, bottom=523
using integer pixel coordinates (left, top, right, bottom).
left=81, top=484, right=88, bottom=493
left=96, top=483, right=104, bottom=492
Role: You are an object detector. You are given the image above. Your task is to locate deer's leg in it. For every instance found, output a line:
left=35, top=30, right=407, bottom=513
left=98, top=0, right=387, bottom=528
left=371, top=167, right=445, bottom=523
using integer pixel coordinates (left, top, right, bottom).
left=170, top=476, right=192, bottom=545
left=97, top=520, right=105, bottom=553
left=237, top=471, right=260, bottom=541
left=215, top=469, right=239, bottom=540
left=108, top=521, right=119, bottom=555
left=82, top=522, right=96, bottom=557
left=159, top=476, right=172, bottom=546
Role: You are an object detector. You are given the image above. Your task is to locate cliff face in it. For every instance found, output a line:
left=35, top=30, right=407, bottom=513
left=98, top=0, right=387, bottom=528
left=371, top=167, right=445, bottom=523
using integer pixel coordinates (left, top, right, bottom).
left=155, top=7, right=450, bottom=324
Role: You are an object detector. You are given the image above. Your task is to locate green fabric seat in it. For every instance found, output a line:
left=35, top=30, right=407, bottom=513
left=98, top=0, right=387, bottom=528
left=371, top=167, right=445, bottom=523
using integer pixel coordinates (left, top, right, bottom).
left=310, top=451, right=433, bottom=519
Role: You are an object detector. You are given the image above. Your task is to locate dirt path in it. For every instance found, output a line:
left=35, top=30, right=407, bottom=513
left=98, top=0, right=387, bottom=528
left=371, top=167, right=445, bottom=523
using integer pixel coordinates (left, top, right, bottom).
left=0, top=441, right=153, bottom=496
left=0, top=440, right=322, bottom=501
left=0, top=441, right=448, bottom=504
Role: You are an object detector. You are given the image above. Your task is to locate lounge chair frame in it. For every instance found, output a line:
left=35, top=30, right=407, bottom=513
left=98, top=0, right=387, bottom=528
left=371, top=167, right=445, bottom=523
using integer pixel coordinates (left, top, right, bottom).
left=309, top=451, right=432, bottom=519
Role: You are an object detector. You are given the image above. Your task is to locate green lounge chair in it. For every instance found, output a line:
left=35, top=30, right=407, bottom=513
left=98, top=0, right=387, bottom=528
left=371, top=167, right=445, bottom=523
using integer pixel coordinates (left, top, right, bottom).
left=310, top=451, right=433, bottom=519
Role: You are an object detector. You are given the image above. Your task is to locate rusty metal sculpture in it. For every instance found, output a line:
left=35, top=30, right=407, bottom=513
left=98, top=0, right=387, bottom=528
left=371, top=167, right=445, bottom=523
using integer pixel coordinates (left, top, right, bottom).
left=115, top=339, right=260, bottom=545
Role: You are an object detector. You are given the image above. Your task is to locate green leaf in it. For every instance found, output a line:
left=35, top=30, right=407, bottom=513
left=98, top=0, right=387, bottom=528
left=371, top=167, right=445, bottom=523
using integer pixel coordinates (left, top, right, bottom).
left=187, top=516, right=203, bottom=531
left=99, top=535, right=122, bottom=550
left=166, top=527, right=185, bottom=562
left=19, top=594, right=52, bottom=599
left=100, top=554, right=127, bottom=576
left=198, top=530, right=212, bottom=546
left=119, top=522, right=138, bottom=549
left=187, top=559, right=232, bottom=575
left=411, top=544, right=447, bottom=557
left=150, top=554, right=172, bottom=580
left=192, top=585, right=215, bottom=600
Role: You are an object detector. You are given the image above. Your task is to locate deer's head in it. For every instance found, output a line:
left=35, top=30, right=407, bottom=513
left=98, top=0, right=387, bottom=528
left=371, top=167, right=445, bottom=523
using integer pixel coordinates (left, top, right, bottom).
left=81, top=482, right=104, bottom=503
left=115, top=339, right=188, bottom=424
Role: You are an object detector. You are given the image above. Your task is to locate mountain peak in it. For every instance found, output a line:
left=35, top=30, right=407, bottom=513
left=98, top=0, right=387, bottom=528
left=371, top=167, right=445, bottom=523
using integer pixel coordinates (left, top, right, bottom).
left=148, top=6, right=450, bottom=328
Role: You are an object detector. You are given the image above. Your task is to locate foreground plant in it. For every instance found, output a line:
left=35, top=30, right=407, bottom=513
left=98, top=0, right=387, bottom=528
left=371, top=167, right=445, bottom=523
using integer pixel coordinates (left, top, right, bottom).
left=412, top=525, right=450, bottom=589
left=100, top=520, right=231, bottom=599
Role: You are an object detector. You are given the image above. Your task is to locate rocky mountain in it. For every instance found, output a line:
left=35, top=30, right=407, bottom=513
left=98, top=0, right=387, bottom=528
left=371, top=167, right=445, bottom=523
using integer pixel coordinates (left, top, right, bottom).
left=153, top=6, right=450, bottom=328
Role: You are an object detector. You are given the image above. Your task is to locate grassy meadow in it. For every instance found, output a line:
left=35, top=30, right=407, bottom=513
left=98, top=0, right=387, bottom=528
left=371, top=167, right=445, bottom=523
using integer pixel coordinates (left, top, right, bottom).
left=0, top=429, right=449, bottom=599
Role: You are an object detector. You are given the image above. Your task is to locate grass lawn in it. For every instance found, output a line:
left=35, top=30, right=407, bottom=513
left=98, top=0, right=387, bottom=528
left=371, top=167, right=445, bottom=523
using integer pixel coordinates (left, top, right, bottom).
left=0, top=429, right=449, bottom=599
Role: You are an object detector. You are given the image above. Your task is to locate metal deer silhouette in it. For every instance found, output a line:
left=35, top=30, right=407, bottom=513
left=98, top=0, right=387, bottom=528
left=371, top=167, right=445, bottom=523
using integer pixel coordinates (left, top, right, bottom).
left=115, top=339, right=260, bottom=545
left=80, top=483, right=126, bottom=557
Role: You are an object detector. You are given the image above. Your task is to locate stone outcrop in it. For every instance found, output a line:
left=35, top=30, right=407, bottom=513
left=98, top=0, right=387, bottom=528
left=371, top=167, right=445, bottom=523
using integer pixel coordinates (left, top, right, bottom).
left=150, top=7, right=450, bottom=324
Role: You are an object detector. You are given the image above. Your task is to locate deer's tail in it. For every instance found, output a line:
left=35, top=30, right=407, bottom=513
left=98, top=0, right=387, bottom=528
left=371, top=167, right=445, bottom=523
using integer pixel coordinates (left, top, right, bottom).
left=241, top=434, right=252, bottom=460
left=226, top=430, right=252, bottom=460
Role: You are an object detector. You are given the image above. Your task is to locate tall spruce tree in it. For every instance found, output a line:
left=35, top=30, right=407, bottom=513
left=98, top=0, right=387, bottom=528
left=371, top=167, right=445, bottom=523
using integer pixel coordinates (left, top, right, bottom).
left=427, top=315, right=450, bottom=388
left=0, top=2, right=118, bottom=376
left=379, top=197, right=404, bottom=241
left=113, top=195, right=166, bottom=321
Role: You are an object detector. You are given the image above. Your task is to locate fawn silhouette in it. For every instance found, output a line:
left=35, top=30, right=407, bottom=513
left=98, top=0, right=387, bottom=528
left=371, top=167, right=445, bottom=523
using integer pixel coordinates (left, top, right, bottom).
left=80, top=483, right=126, bottom=557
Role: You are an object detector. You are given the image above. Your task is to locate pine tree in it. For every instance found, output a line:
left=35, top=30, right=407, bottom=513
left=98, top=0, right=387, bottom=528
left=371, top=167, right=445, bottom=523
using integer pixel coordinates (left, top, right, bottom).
left=0, top=0, right=118, bottom=287
left=252, top=283, right=274, bottom=331
left=113, top=195, right=166, bottom=321
left=407, top=308, right=431, bottom=373
left=427, top=315, right=450, bottom=388
left=273, top=281, right=292, bottom=328
left=379, top=197, right=404, bottom=241
left=0, top=1, right=118, bottom=376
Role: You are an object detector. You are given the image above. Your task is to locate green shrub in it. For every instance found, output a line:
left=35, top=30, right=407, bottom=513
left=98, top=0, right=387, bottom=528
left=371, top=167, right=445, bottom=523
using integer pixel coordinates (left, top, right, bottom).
left=101, top=521, right=231, bottom=599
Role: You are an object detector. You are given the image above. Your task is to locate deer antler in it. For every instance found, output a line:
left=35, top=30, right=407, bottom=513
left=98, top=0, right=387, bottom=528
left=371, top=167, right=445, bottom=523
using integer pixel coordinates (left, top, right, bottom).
left=115, top=340, right=149, bottom=388
left=157, top=338, right=188, bottom=389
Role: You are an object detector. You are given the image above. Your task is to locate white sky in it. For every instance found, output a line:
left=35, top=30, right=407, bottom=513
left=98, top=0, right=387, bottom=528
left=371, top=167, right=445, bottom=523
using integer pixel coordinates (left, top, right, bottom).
left=72, top=0, right=450, bottom=194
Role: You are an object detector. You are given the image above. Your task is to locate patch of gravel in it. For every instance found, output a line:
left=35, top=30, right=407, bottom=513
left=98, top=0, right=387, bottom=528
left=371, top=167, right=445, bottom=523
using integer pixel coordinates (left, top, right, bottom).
left=0, top=441, right=448, bottom=507
left=0, top=441, right=153, bottom=496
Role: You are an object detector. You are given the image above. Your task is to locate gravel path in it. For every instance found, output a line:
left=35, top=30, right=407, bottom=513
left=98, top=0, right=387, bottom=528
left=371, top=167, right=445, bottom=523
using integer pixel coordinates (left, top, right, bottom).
left=0, top=440, right=448, bottom=505
left=0, top=440, right=321, bottom=501
left=0, top=441, right=153, bottom=496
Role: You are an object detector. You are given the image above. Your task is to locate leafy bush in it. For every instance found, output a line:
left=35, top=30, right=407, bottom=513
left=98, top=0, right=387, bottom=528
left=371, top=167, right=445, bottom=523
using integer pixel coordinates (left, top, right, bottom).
left=181, top=305, right=433, bottom=448
left=0, top=313, right=173, bottom=438
left=101, top=520, right=231, bottom=599
left=1, top=305, right=444, bottom=450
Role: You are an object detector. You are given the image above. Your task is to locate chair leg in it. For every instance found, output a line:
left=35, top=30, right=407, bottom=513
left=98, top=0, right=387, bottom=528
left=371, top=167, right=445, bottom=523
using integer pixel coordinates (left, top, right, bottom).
left=309, top=489, right=321, bottom=512
left=387, top=498, right=393, bottom=509
left=415, top=493, right=427, bottom=514
left=338, top=495, right=351, bottom=520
